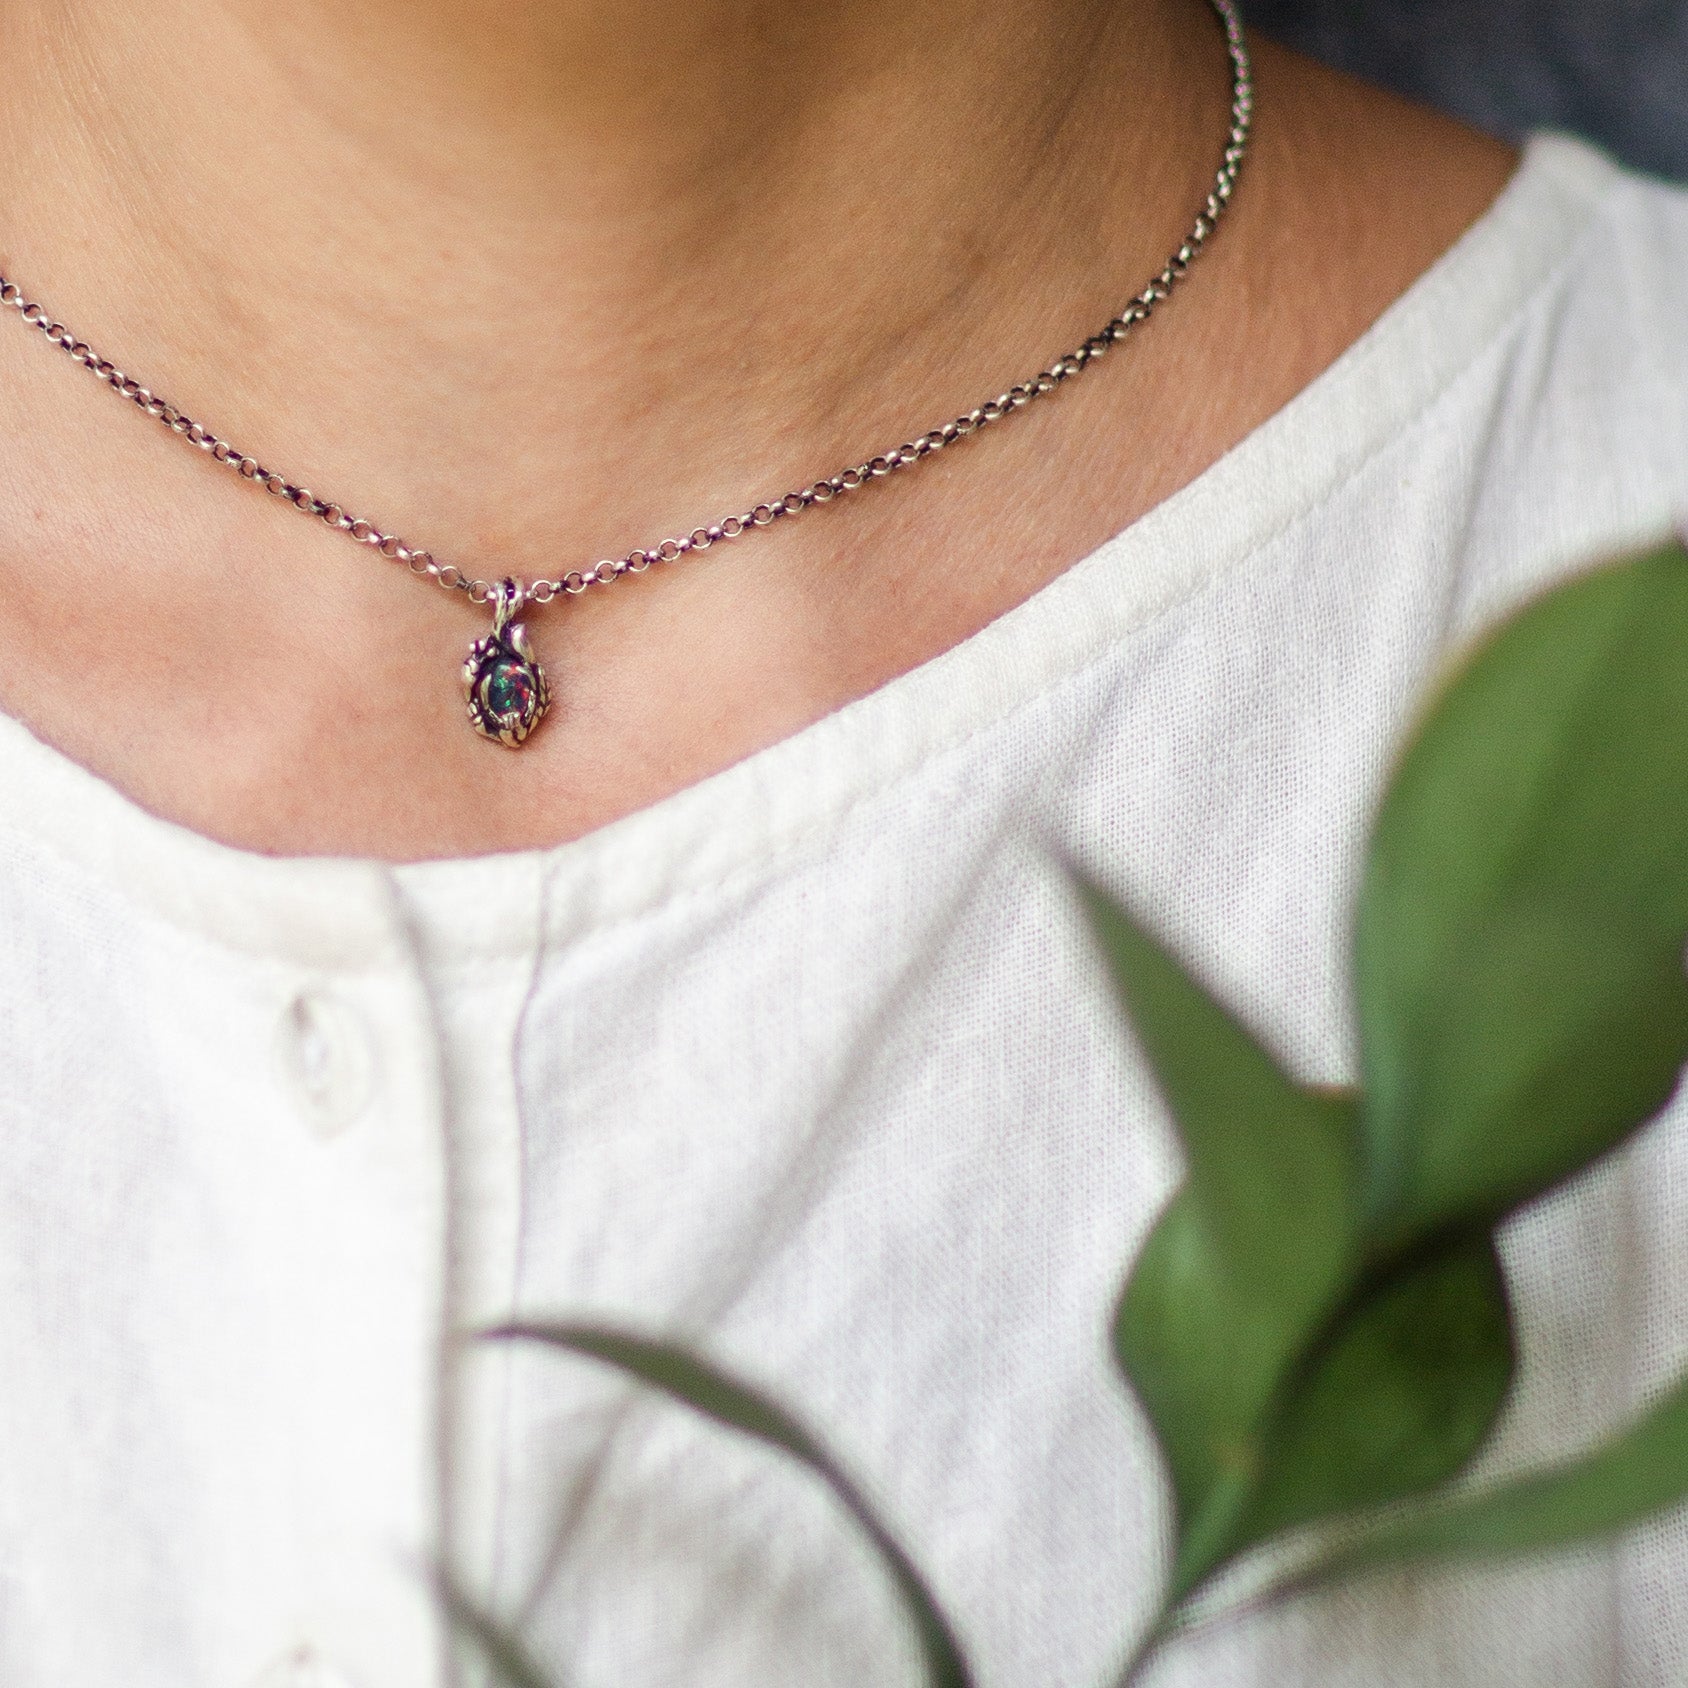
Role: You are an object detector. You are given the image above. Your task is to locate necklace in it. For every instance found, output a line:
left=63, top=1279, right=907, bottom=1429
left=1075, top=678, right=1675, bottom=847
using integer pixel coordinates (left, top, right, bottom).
left=0, top=0, right=1251, bottom=749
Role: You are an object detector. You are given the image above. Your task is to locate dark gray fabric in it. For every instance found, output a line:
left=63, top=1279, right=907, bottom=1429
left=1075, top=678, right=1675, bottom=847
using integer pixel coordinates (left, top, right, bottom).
left=1244, top=0, right=1688, bottom=179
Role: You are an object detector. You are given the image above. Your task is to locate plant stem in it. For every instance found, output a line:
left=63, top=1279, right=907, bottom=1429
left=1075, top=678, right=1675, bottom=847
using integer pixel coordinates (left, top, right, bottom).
left=1113, top=1615, right=1172, bottom=1688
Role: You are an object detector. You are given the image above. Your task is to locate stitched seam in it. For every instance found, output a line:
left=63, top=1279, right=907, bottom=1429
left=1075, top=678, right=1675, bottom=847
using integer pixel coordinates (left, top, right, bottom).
left=0, top=147, right=1629, bottom=964
left=530, top=234, right=1608, bottom=953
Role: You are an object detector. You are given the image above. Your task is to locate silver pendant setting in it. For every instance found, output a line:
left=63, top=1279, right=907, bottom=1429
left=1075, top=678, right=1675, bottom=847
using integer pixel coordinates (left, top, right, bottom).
left=464, top=577, right=550, bottom=747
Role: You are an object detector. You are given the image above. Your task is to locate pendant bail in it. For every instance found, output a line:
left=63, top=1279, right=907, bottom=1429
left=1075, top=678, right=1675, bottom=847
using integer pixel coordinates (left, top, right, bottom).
left=491, top=576, right=525, bottom=637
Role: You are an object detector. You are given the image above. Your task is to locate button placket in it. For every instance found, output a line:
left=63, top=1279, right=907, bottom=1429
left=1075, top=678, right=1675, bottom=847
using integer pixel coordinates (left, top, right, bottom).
left=249, top=929, right=454, bottom=1687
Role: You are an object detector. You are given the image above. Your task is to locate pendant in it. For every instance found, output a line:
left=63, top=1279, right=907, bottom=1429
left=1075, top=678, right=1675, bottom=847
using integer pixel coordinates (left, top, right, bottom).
left=464, top=577, right=550, bottom=747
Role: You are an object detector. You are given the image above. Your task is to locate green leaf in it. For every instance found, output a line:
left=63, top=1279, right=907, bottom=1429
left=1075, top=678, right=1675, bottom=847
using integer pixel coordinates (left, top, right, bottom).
left=439, top=1576, right=559, bottom=1688
left=1370, top=899, right=1688, bottom=1239
left=488, top=1322, right=971, bottom=1688
left=1358, top=544, right=1688, bottom=1237
left=1080, top=883, right=1360, bottom=1598
left=1116, top=1191, right=1284, bottom=1599
left=1233, top=1231, right=1515, bottom=1547
left=1302, top=1366, right=1688, bottom=1580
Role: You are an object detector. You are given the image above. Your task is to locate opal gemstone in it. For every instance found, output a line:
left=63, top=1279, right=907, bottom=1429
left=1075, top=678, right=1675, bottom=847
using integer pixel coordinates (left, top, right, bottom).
left=464, top=618, right=548, bottom=746
left=484, top=657, right=536, bottom=723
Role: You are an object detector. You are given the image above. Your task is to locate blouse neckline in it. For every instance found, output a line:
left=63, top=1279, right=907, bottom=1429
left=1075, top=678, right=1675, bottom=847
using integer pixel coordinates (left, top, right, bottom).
left=0, top=134, right=1625, bottom=966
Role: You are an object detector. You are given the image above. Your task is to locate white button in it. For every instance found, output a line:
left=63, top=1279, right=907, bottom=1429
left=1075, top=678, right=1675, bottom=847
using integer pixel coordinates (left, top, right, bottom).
left=251, top=1645, right=360, bottom=1688
left=273, top=989, right=377, bottom=1139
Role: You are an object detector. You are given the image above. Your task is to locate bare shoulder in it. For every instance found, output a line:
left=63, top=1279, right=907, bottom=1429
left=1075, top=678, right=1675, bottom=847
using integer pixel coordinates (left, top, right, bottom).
left=1235, top=36, right=1522, bottom=377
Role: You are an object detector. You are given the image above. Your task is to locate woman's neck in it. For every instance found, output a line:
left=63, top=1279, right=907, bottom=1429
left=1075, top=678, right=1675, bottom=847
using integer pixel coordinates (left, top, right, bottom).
left=0, top=0, right=1221, bottom=562
left=0, top=2, right=1517, bottom=857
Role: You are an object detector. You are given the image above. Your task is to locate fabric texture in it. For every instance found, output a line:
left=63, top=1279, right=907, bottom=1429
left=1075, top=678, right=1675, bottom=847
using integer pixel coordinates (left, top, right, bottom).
left=3, top=134, right=1688, bottom=1688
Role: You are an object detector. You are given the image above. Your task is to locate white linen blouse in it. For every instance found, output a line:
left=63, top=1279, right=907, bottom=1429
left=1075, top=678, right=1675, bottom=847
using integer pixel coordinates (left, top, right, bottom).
left=4, top=134, right=1688, bottom=1688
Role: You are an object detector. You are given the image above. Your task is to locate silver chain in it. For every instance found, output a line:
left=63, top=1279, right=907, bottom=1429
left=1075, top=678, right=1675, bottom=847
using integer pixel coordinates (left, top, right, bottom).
left=0, top=0, right=1251, bottom=612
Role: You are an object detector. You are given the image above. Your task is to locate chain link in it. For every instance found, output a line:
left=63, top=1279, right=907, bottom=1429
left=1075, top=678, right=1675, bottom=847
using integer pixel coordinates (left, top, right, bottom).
left=0, top=0, right=1251, bottom=610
